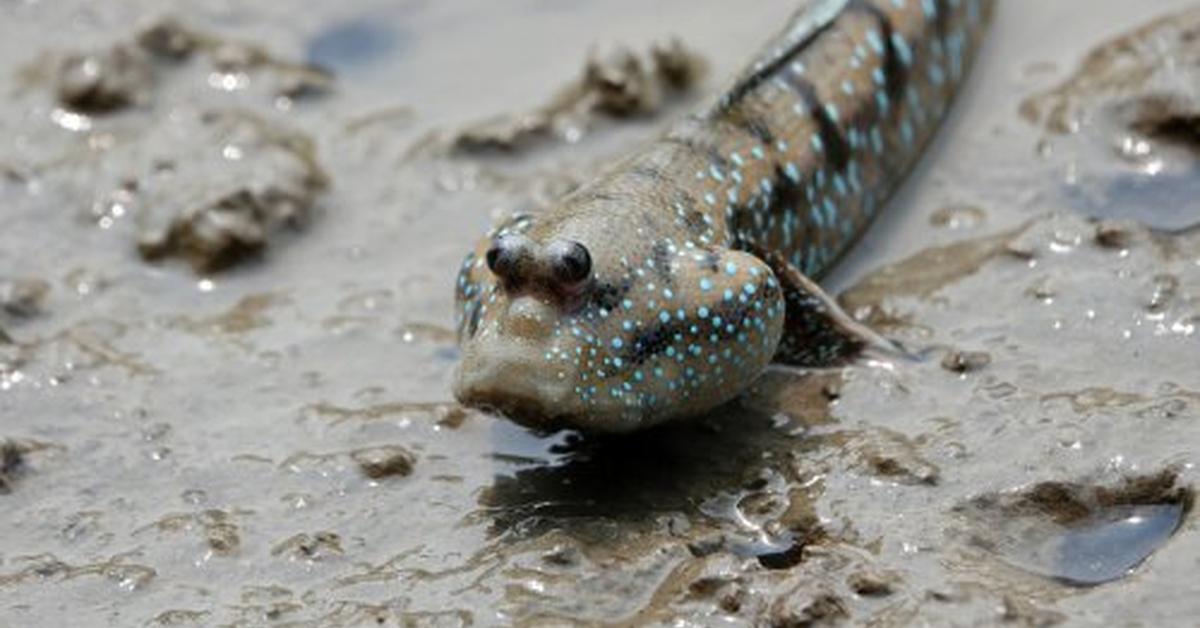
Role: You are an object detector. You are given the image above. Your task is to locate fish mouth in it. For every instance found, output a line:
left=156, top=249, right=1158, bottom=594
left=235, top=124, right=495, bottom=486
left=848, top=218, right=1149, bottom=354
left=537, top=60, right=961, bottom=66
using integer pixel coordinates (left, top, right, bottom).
left=453, top=336, right=655, bottom=434
left=453, top=338, right=584, bottom=432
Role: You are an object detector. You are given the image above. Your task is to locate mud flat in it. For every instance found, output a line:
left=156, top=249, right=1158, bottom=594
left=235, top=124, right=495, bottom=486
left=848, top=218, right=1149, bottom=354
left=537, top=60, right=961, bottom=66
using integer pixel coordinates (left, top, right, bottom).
left=0, top=1, right=1198, bottom=626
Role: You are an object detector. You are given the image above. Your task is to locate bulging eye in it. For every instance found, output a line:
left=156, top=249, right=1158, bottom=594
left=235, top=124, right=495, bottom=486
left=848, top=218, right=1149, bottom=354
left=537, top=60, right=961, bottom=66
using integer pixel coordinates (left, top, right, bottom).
left=485, top=235, right=526, bottom=283
left=548, top=240, right=592, bottom=286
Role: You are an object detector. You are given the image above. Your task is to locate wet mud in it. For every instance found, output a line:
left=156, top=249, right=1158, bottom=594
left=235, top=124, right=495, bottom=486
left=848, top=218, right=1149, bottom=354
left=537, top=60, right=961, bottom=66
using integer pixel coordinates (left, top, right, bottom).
left=445, top=38, right=706, bottom=155
left=1, top=1, right=1199, bottom=626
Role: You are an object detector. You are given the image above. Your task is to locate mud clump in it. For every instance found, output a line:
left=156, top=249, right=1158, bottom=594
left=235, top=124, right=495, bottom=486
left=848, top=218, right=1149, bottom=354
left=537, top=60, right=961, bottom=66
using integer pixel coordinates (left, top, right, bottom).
left=351, top=445, right=416, bottom=479
left=1092, top=219, right=1135, bottom=248
left=851, top=428, right=940, bottom=486
left=846, top=570, right=897, bottom=597
left=181, top=510, right=241, bottom=555
left=768, top=588, right=847, bottom=628
left=136, top=19, right=200, bottom=60
left=0, top=440, right=27, bottom=494
left=940, top=349, right=992, bottom=374
left=56, top=46, right=155, bottom=113
left=48, top=18, right=332, bottom=114
left=449, top=37, right=706, bottom=154
left=987, top=469, right=1191, bottom=525
left=583, top=38, right=703, bottom=116
left=0, top=439, right=60, bottom=494
left=929, top=204, right=987, bottom=230
left=137, top=509, right=242, bottom=556
left=0, top=277, right=49, bottom=318
left=134, top=111, right=328, bottom=272
left=271, top=531, right=344, bottom=561
left=1019, top=7, right=1200, bottom=229
left=1020, top=6, right=1200, bottom=134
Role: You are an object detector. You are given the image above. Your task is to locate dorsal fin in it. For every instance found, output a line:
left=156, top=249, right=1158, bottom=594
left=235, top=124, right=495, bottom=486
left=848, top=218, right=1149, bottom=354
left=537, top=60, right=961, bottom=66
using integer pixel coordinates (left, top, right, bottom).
left=717, top=0, right=852, bottom=111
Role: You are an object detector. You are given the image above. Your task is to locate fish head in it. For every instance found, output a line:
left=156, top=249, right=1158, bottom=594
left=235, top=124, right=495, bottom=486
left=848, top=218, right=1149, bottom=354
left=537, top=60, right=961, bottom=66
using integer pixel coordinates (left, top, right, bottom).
left=453, top=213, right=785, bottom=433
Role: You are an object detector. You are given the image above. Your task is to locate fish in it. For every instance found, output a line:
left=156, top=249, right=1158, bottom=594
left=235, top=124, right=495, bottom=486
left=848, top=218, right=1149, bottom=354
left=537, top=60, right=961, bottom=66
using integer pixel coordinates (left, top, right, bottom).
left=453, top=0, right=995, bottom=433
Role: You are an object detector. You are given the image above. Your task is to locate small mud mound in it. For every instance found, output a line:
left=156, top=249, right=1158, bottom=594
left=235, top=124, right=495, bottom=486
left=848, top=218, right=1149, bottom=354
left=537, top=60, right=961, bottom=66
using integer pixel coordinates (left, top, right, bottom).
left=958, top=470, right=1192, bottom=587
left=1021, top=7, right=1200, bottom=231
left=441, top=38, right=706, bottom=156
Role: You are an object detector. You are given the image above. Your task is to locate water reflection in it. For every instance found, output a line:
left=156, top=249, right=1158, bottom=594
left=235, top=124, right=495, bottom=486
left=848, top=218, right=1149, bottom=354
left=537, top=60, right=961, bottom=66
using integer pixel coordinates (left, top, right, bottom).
left=306, top=18, right=403, bottom=74
left=481, top=405, right=805, bottom=537
left=962, top=473, right=1192, bottom=587
left=1053, top=503, right=1184, bottom=586
left=1064, top=163, right=1200, bottom=233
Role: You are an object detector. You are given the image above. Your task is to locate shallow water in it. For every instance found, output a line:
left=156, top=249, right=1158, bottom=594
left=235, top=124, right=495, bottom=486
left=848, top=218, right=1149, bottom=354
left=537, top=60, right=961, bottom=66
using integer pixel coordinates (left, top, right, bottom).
left=1, top=0, right=1199, bottom=626
left=1053, top=503, right=1184, bottom=586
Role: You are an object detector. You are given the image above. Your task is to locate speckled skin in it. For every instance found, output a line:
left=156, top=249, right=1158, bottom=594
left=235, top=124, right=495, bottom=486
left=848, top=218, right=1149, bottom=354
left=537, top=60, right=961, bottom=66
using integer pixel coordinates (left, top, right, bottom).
left=455, top=0, right=994, bottom=433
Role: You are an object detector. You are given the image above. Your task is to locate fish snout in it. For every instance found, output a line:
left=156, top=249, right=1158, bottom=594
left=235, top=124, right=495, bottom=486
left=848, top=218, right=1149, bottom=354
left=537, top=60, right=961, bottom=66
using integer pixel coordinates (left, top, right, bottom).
left=503, top=296, right=557, bottom=338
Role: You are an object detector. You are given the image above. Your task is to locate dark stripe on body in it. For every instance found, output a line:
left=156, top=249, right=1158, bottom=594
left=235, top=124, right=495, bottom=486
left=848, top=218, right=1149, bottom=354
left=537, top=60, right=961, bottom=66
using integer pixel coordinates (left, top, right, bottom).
left=728, top=163, right=811, bottom=251
left=933, top=0, right=951, bottom=43
left=719, top=105, right=777, bottom=144
left=718, top=10, right=844, bottom=110
left=847, top=0, right=908, bottom=99
left=779, top=73, right=851, bottom=172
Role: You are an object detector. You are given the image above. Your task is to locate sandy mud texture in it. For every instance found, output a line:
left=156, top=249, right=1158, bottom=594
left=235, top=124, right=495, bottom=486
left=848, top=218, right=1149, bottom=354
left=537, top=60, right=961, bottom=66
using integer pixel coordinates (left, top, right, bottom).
left=0, top=1, right=1198, bottom=626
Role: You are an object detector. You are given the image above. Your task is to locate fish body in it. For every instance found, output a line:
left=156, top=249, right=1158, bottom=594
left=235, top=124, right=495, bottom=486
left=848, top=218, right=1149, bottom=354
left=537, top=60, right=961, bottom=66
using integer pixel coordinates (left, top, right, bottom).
left=455, top=0, right=994, bottom=433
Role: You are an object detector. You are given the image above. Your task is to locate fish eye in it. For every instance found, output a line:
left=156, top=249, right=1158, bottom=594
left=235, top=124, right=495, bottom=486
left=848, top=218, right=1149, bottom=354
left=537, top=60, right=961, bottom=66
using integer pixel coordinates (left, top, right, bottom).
left=548, top=240, right=592, bottom=286
left=485, top=235, right=524, bottom=282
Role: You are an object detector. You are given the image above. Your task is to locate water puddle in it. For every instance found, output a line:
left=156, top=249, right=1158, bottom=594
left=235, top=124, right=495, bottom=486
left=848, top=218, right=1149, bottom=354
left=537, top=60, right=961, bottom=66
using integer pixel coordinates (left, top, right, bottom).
left=306, top=17, right=404, bottom=75
left=1022, top=5, right=1200, bottom=232
left=960, top=470, right=1192, bottom=587
left=1051, top=502, right=1184, bottom=586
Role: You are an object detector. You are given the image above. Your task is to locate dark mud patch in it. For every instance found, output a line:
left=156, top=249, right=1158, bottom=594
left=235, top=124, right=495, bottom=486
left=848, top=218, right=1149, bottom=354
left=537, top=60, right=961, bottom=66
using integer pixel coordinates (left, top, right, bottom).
left=0, top=277, right=49, bottom=319
left=959, top=469, right=1192, bottom=587
left=1126, top=95, right=1200, bottom=155
left=55, top=45, right=156, bottom=113
left=0, top=438, right=61, bottom=494
left=848, top=428, right=941, bottom=486
left=0, top=440, right=26, bottom=494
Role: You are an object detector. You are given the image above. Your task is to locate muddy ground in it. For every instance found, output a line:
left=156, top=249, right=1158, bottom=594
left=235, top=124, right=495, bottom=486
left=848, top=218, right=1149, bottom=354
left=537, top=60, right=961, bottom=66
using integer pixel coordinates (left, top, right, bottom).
left=1, top=0, right=1199, bottom=626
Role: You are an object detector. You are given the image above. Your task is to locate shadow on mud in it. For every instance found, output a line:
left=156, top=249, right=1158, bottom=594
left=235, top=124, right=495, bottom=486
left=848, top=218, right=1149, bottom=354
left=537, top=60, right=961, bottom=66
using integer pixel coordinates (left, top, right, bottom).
left=479, top=402, right=811, bottom=539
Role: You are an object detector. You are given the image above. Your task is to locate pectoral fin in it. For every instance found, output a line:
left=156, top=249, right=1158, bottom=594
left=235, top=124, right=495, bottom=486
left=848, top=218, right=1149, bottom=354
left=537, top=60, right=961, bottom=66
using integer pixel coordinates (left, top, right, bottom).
left=759, top=250, right=905, bottom=367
